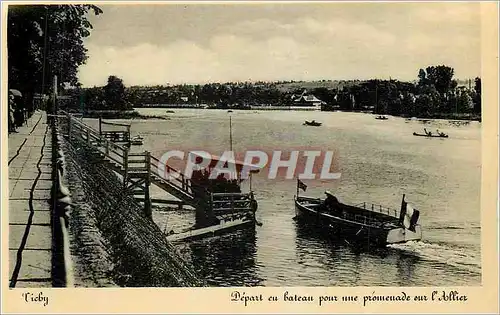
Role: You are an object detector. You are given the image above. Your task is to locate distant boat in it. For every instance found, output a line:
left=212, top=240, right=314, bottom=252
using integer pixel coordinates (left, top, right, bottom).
left=303, top=120, right=322, bottom=126
left=130, top=135, right=144, bottom=145
left=166, top=110, right=175, bottom=113
left=413, top=128, right=448, bottom=138
left=227, top=110, right=233, bottom=113
left=294, top=184, right=422, bottom=246
left=413, top=132, right=448, bottom=138
left=375, top=115, right=388, bottom=120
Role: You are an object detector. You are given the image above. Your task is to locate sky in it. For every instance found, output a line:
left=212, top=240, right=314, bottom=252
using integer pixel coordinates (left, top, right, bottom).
left=77, top=2, right=481, bottom=87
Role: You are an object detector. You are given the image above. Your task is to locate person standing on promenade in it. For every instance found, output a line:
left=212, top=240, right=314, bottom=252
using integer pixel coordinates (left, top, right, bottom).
left=8, top=93, right=17, bottom=133
left=11, top=93, right=25, bottom=128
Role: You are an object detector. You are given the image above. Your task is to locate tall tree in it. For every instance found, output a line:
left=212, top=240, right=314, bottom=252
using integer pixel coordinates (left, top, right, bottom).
left=417, top=68, right=427, bottom=87
left=104, top=75, right=128, bottom=110
left=421, top=65, right=457, bottom=95
left=8, top=4, right=102, bottom=112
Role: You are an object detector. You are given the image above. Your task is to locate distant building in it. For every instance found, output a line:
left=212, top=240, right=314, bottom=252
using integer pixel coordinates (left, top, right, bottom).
left=291, top=93, right=326, bottom=108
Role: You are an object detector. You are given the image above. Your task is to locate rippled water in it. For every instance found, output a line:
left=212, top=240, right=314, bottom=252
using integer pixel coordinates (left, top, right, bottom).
left=90, top=109, right=482, bottom=286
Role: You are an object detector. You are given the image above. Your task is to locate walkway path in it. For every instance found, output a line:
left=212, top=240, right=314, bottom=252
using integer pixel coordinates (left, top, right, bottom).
left=8, top=111, right=53, bottom=288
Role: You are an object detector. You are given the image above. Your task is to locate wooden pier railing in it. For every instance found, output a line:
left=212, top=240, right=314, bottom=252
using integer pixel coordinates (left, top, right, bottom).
left=99, top=118, right=131, bottom=144
left=60, top=112, right=256, bottom=221
left=211, top=192, right=256, bottom=222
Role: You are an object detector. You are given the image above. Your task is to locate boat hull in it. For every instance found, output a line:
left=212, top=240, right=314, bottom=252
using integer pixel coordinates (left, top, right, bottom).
left=413, top=132, right=448, bottom=138
left=303, top=121, right=322, bottom=126
left=294, top=198, right=421, bottom=246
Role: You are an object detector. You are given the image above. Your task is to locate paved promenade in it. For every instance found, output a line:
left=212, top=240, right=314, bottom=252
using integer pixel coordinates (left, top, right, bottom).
left=8, top=111, right=53, bottom=288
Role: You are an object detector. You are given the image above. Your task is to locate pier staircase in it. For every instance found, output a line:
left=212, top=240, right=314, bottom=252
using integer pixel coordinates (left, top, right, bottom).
left=60, top=112, right=255, bottom=222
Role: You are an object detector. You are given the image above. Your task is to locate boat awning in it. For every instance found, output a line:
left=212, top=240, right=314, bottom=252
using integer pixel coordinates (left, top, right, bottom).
left=188, top=151, right=262, bottom=177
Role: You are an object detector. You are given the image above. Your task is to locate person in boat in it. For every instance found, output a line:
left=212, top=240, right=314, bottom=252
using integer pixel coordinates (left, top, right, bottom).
left=424, top=128, right=432, bottom=136
left=436, top=129, right=446, bottom=137
left=323, top=191, right=341, bottom=214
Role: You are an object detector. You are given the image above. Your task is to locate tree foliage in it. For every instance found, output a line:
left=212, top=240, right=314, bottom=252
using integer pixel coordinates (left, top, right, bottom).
left=8, top=4, right=102, bottom=111
left=417, top=65, right=457, bottom=95
left=104, top=75, right=129, bottom=110
left=77, top=65, right=480, bottom=120
left=473, top=77, right=481, bottom=113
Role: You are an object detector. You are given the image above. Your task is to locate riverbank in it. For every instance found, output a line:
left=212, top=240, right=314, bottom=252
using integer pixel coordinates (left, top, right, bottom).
left=133, top=106, right=481, bottom=121
left=71, top=109, right=169, bottom=120
left=60, top=131, right=203, bottom=287
left=413, top=112, right=481, bottom=121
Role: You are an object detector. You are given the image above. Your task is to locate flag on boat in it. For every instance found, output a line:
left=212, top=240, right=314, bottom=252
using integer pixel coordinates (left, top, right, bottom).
left=297, top=179, right=307, bottom=192
left=399, top=195, right=420, bottom=232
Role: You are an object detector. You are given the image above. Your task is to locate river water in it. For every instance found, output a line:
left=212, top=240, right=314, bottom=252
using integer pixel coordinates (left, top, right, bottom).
left=97, top=108, right=482, bottom=286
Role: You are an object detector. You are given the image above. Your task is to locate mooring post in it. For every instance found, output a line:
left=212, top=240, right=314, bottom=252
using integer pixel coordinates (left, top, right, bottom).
left=86, top=129, right=90, bottom=144
left=144, top=151, right=152, bottom=218
left=98, top=116, right=102, bottom=137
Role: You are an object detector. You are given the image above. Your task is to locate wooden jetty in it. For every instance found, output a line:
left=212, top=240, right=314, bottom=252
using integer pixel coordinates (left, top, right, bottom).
left=98, top=117, right=131, bottom=144
left=166, top=218, right=253, bottom=242
left=60, top=112, right=258, bottom=241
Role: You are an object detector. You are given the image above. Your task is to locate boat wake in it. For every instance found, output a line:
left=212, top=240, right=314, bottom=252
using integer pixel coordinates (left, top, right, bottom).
left=426, top=225, right=480, bottom=230
left=388, top=241, right=481, bottom=275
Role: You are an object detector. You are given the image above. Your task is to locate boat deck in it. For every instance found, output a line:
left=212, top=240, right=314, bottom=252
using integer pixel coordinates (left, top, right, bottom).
left=296, top=196, right=401, bottom=228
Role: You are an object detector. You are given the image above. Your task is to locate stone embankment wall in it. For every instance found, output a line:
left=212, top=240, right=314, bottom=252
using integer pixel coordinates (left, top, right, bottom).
left=60, top=135, right=203, bottom=287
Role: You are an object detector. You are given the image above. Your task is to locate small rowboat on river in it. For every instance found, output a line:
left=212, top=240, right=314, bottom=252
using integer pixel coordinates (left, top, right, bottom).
left=303, top=120, right=322, bottom=126
left=413, top=132, right=448, bottom=138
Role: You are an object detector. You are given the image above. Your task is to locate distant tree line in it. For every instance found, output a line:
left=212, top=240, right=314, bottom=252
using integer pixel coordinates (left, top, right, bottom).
left=74, top=65, right=481, bottom=119
left=322, top=65, right=481, bottom=118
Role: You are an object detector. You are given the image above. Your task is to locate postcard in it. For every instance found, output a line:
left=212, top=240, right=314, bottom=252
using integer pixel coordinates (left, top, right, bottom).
left=2, top=1, right=498, bottom=314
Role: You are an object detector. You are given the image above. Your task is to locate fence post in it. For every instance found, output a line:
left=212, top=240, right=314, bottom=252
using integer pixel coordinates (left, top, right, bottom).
left=86, top=129, right=90, bottom=144
left=144, top=151, right=152, bottom=218
left=231, top=194, right=235, bottom=219
left=123, top=148, right=129, bottom=188
left=105, top=140, right=109, bottom=156
left=210, top=193, right=214, bottom=213
left=67, top=115, right=72, bottom=141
